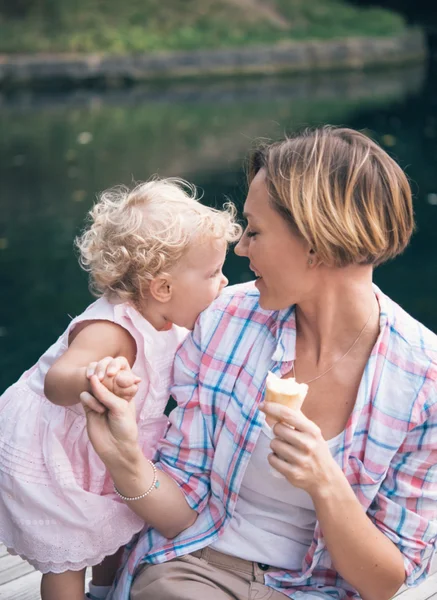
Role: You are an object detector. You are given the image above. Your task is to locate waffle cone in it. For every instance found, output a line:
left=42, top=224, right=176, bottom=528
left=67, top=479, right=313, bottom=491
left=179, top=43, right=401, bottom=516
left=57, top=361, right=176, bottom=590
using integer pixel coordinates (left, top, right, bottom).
left=264, top=371, right=308, bottom=427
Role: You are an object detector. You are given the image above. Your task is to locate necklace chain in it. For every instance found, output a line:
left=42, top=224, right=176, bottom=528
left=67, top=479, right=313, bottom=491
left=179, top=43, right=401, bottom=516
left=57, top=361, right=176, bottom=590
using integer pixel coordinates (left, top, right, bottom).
left=293, top=305, right=376, bottom=385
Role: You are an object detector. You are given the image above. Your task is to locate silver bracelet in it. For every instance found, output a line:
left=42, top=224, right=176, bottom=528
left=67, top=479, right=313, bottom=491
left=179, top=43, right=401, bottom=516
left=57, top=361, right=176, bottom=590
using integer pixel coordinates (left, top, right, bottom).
left=113, top=459, right=160, bottom=501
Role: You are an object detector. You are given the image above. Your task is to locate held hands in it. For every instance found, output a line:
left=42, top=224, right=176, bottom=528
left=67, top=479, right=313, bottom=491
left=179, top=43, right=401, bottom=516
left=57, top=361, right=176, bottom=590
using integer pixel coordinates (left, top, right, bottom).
left=259, top=402, right=342, bottom=498
left=80, top=375, right=140, bottom=466
left=84, top=356, right=141, bottom=413
left=79, top=356, right=141, bottom=465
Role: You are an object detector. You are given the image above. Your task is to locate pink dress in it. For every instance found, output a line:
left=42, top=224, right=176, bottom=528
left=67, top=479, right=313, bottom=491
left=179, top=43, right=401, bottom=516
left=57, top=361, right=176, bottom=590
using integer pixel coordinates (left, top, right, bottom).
left=0, top=297, right=188, bottom=573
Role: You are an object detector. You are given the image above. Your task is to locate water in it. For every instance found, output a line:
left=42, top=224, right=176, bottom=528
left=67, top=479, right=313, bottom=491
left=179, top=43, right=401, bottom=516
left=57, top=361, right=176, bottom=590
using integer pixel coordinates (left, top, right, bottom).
left=1, top=63, right=436, bottom=393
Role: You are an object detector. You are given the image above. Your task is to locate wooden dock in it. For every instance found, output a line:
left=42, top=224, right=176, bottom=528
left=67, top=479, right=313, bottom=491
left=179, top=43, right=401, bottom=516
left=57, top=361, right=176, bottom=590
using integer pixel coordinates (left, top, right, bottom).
left=0, top=545, right=91, bottom=599
left=0, top=543, right=435, bottom=599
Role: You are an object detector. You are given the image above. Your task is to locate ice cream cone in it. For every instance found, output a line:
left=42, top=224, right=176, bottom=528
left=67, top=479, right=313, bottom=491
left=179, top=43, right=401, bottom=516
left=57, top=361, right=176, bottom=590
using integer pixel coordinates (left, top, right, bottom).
left=264, top=371, right=308, bottom=427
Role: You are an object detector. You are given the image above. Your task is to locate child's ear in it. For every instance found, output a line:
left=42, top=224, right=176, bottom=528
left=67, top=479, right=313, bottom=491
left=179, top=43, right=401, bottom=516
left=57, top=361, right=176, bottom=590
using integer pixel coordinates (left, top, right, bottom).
left=149, top=276, right=172, bottom=303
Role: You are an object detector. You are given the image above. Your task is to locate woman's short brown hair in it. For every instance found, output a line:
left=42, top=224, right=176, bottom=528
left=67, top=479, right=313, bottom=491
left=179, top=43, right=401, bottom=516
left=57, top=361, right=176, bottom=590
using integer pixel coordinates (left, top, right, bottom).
left=249, top=126, right=414, bottom=267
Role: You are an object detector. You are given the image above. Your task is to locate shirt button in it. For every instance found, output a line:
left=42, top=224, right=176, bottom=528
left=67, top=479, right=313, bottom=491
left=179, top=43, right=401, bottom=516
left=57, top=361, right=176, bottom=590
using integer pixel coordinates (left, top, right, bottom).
left=258, top=563, right=269, bottom=571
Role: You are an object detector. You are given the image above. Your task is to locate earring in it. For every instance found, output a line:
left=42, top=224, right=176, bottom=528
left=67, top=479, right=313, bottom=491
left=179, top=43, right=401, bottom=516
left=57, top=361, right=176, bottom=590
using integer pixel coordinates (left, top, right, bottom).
left=308, top=258, right=313, bottom=265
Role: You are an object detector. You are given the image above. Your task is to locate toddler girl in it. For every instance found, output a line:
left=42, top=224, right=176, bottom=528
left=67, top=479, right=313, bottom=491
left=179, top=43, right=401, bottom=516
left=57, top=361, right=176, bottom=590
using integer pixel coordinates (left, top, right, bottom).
left=0, top=178, right=241, bottom=600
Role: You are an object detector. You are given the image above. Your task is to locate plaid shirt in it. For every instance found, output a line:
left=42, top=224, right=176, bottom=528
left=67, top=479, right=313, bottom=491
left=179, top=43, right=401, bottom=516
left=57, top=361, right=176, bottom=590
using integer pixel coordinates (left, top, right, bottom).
left=109, top=283, right=437, bottom=600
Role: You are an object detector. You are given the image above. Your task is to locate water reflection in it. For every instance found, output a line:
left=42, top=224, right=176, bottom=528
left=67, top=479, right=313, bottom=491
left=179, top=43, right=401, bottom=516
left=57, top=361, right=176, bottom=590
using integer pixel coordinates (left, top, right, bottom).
left=1, top=62, right=436, bottom=392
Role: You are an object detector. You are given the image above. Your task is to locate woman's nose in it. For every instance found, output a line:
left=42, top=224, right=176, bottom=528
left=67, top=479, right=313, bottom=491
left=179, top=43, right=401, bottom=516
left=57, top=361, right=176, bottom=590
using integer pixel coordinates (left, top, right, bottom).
left=234, top=236, right=247, bottom=257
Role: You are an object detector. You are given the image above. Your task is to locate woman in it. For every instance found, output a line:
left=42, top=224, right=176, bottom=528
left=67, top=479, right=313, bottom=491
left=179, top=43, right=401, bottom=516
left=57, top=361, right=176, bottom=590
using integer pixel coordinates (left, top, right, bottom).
left=81, top=127, right=437, bottom=600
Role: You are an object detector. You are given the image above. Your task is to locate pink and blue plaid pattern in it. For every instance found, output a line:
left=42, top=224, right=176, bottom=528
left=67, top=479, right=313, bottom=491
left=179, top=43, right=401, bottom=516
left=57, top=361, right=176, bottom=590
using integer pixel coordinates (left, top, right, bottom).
left=109, top=283, right=437, bottom=599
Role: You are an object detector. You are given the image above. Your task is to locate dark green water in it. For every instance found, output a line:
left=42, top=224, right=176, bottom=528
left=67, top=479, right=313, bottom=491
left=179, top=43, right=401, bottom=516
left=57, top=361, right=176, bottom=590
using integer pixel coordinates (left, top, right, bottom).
left=1, top=63, right=436, bottom=393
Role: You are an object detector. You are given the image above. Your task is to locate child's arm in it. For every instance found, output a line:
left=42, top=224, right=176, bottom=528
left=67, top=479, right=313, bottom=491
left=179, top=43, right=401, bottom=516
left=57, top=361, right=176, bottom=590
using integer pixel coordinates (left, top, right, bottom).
left=44, top=320, right=137, bottom=407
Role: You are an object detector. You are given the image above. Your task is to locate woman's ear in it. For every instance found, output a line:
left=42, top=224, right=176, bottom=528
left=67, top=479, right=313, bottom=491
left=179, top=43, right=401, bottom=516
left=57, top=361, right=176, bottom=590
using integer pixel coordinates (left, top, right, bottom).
left=149, top=276, right=172, bottom=303
left=307, top=248, right=316, bottom=266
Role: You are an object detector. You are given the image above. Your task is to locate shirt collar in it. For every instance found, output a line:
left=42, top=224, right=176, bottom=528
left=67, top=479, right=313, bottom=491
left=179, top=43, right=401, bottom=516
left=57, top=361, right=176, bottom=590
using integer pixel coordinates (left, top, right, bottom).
left=271, top=305, right=297, bottom=363
left=372, top=283, right=390, bottom=333
left=270, top=284, right=389, bottom=365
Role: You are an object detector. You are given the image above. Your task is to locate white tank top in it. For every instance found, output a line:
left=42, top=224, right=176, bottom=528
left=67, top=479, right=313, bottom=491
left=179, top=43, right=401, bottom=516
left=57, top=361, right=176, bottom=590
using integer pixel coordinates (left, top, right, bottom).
left=211, top=421, right=343, bottom=570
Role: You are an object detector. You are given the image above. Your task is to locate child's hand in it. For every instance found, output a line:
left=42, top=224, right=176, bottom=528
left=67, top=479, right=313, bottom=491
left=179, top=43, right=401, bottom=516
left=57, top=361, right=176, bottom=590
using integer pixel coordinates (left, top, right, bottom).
left=86, top=356, right=141, bottom=401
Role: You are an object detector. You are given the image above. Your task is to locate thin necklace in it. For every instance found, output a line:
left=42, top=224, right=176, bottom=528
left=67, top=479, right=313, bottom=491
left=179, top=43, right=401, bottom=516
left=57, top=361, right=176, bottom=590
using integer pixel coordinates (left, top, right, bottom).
left=293, top=305, right=376, bottom=385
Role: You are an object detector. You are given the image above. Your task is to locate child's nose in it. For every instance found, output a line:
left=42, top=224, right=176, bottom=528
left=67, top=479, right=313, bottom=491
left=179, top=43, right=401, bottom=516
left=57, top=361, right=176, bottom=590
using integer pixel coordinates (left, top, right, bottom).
left=220, top=275, right=229, bottom=290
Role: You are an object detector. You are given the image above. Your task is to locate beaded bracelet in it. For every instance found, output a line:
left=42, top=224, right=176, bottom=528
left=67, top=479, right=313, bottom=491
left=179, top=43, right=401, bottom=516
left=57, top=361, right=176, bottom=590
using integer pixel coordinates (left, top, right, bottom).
left=113, top=459, right=160, bottom=501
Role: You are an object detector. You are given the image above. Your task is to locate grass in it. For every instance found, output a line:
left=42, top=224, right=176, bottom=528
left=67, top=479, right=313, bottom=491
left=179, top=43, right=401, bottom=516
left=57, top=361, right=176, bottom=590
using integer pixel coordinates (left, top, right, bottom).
left=0, top=0, right=407, bottom=54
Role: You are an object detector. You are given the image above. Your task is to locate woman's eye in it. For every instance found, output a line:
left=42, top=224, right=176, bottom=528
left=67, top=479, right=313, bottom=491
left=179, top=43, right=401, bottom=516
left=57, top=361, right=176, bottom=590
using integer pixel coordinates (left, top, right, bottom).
left=246, top=230, right=258, bottom=238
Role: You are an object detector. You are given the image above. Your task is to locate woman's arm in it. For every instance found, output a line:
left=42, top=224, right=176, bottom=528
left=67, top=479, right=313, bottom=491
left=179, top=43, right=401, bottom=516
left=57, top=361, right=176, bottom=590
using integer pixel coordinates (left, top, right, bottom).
left=260, top=402, right=437, bottom=600
left=83, top=377, right=198, bottom=539
left=311, top=465, right=405, bottom=600
left=82, top=311, right=217, bottom=539
left=44, top=320, right=136, bottom=406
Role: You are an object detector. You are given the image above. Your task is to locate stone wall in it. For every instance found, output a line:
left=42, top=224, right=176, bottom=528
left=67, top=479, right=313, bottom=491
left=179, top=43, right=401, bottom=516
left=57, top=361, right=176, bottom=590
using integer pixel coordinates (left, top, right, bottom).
left=0, top=29, right=426, bottom=88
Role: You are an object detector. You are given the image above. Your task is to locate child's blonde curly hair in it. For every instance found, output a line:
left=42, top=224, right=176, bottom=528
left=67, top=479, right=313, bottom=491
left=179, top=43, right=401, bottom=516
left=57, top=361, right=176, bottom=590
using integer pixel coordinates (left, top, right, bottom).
left=76, top=177, right=242, bottom=304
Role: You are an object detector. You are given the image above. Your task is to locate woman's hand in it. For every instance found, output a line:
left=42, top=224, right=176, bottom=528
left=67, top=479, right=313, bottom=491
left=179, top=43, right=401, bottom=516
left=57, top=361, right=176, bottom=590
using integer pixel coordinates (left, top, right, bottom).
left=259, top=402, right=343, bottom=498
left=80, top=375, right=140, bottom=466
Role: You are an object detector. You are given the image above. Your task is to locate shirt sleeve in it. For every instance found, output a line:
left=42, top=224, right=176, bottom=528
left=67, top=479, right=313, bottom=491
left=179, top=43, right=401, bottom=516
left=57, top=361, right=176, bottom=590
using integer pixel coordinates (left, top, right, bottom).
left=367, top=389, right=437, bottom=587
left=155, top=309, right=216, bottom=515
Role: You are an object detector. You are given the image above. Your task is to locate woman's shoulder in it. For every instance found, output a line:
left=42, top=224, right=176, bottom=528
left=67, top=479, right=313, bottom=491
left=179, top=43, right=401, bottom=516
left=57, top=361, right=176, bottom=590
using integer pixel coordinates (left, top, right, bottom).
left=191, top=282, right=289, bottom=355
left=379, top=293, right=437, bottom=423
left=383, top=291, right=437, bottom=367
left=203, top=281, right=266, bottom=320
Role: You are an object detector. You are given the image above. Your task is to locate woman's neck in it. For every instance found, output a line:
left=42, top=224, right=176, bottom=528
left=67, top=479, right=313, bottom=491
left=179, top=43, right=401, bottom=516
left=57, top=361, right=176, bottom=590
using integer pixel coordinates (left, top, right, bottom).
left=295, top=266, right=380, bottom=367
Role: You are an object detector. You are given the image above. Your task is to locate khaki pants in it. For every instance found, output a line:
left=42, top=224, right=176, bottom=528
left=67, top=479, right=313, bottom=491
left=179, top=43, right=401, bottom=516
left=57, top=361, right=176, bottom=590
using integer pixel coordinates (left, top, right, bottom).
left=130, top=546, right=289, bottom=600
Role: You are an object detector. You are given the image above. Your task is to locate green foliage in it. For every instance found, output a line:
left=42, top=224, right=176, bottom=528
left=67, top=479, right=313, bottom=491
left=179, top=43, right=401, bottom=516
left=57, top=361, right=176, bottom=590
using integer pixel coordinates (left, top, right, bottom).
left=0, top=0, right=406, bottom=54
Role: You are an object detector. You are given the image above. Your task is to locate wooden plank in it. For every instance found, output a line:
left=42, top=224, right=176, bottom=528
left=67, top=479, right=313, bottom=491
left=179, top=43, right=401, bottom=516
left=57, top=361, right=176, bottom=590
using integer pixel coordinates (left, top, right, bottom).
left=0, top=547, right=8, bottom=559
left=0, top=570, right=41, bottom=600
left=0, top=549, right=92, bottom=600
left=0, top=552, right=34, bottom=585
left=395, top=572, right=437, bottom=599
